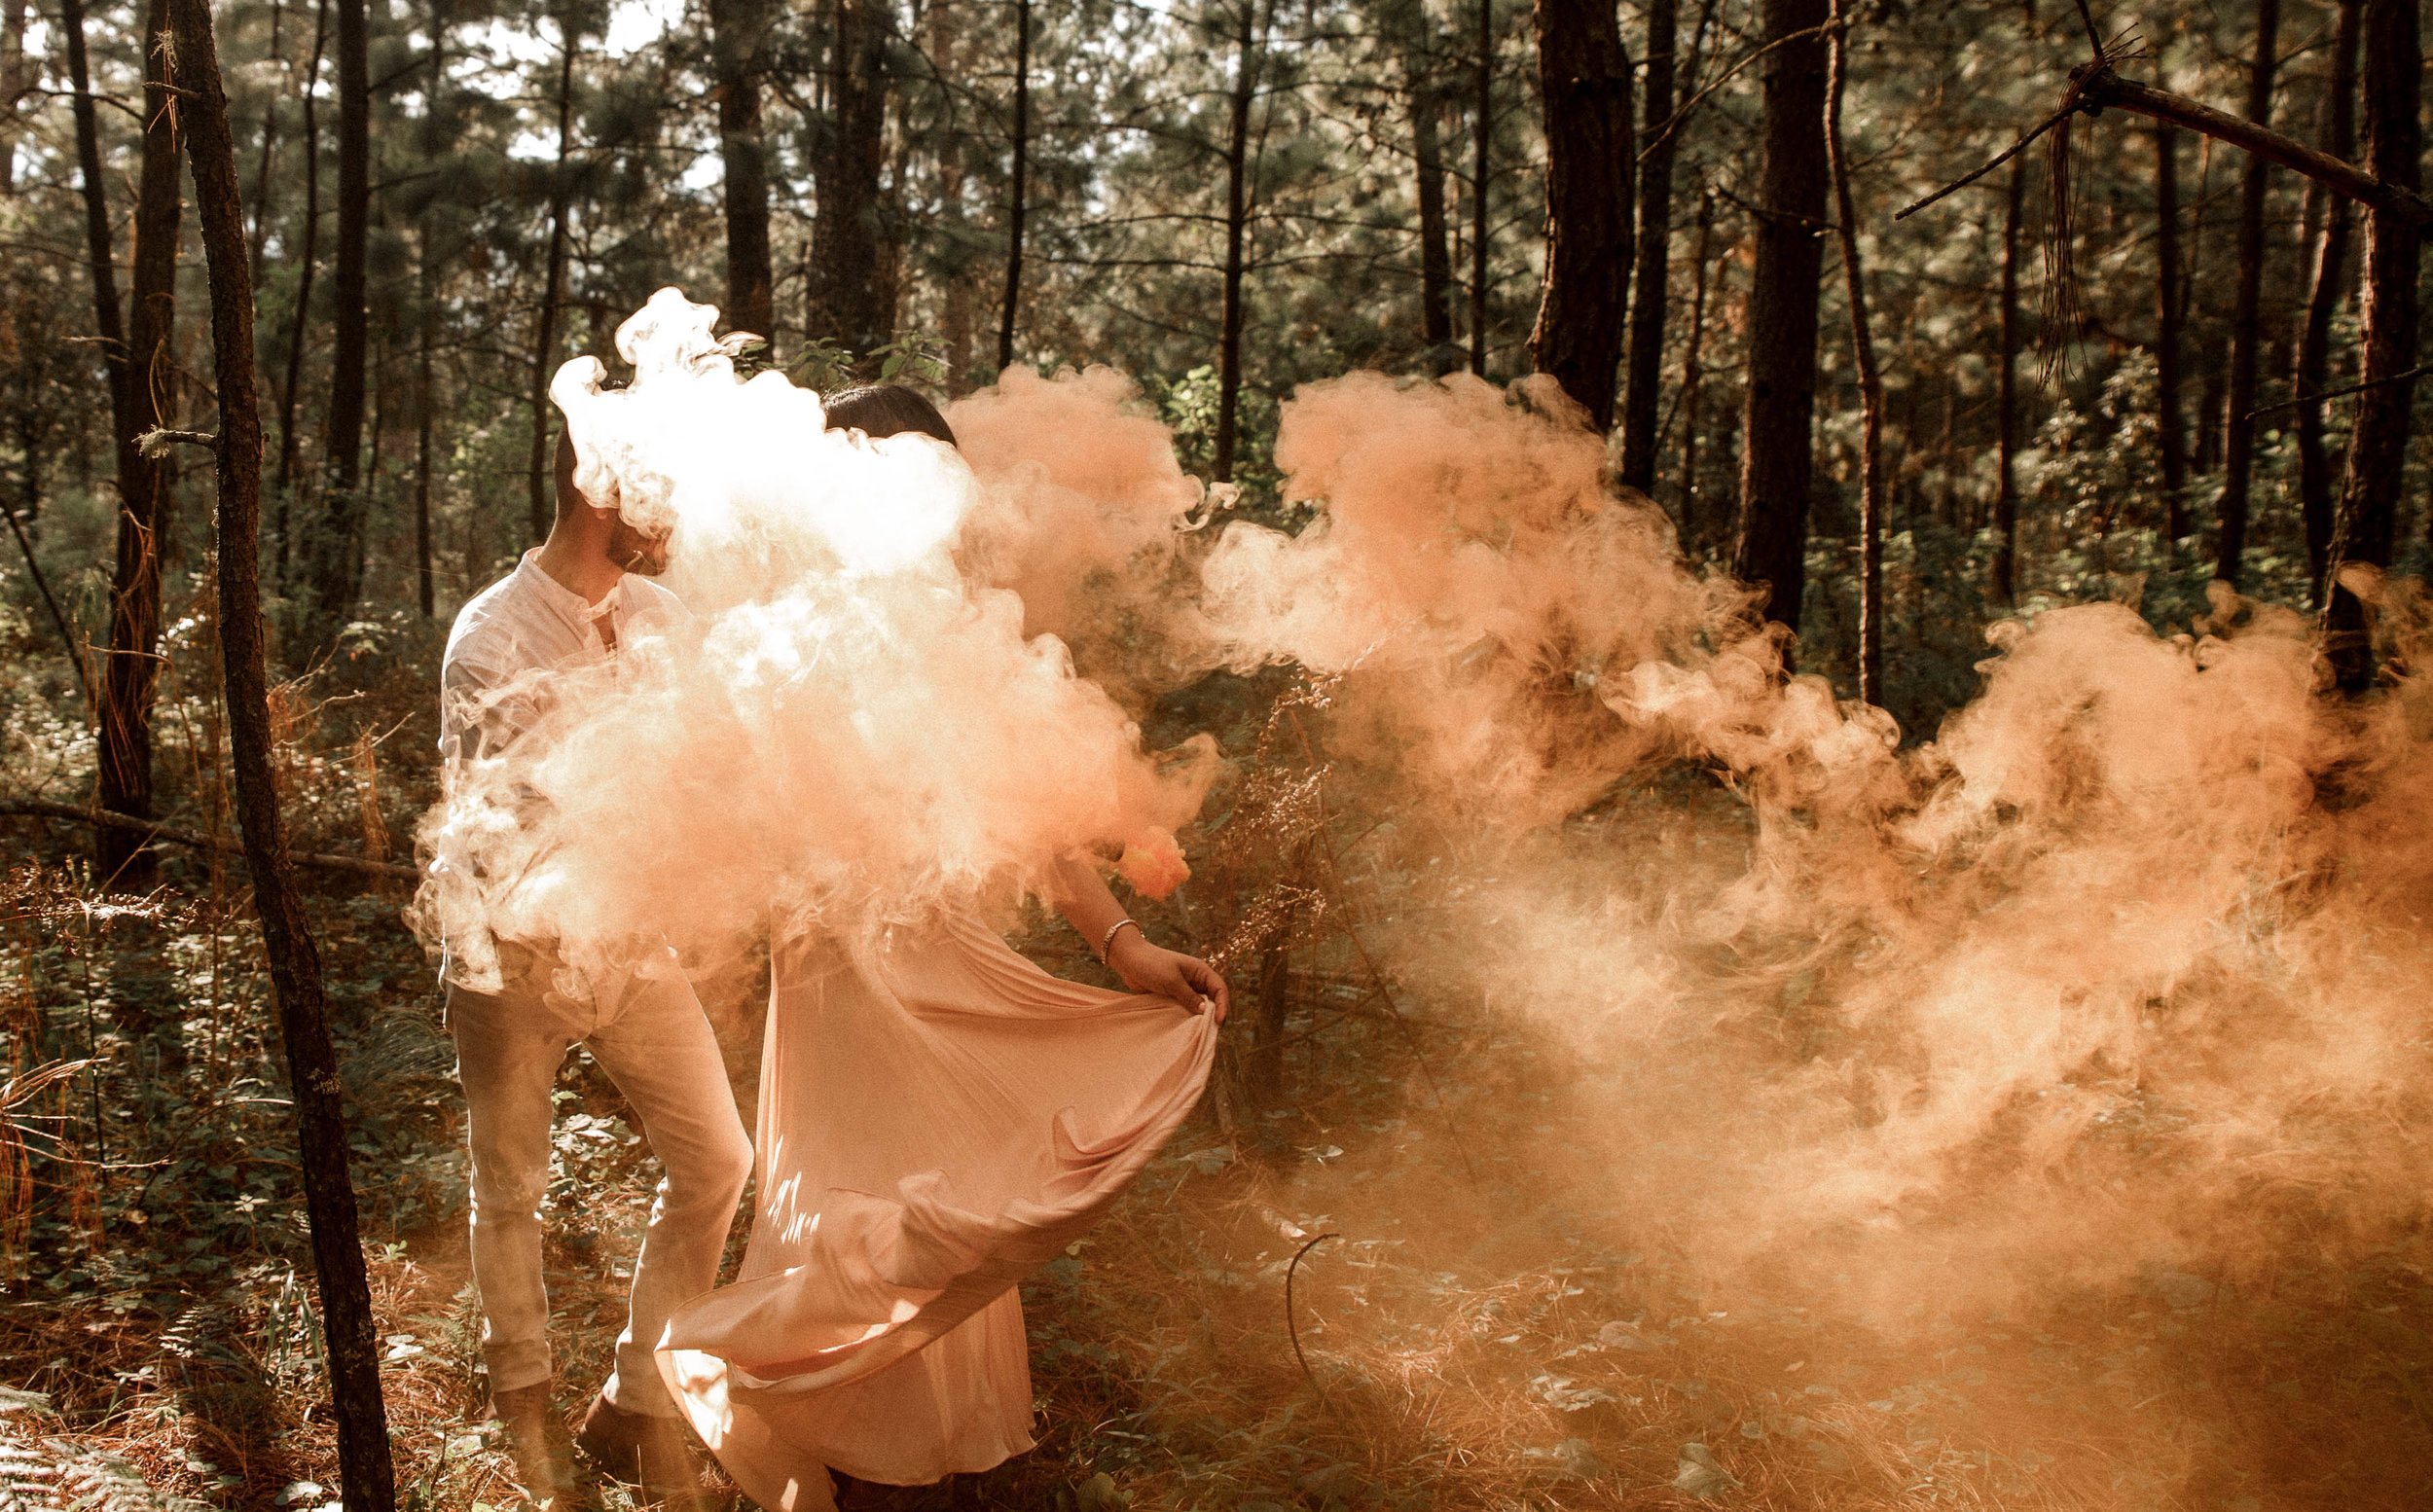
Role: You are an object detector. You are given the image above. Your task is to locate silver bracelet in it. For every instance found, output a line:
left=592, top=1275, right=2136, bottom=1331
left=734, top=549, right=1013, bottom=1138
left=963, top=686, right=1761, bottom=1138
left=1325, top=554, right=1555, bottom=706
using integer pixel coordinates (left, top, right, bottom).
left=1099, top=918, right=1142, bottom=962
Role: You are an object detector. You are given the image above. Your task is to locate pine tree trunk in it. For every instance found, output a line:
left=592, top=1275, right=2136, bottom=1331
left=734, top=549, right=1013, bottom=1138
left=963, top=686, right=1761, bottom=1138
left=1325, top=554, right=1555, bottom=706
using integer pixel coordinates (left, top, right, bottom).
left=1526, top=0, right=1633, bottom=430
left=525, top=26, right=577, bottom=544
left=2213, top=0, right=2281, bottom=591
left=96, top=0, right=184, bottom=887
left=1678, top=192, right=1714, bottom=553
left=1729, top=0, right=1829, bottom=634
left=1468, top=0, right=1492, bottom=376
left=1991, top=153, right=2023, bottom=605
left=61, top=0, right=127, bottom=501
left=710, top=0, right=775, bottom=345
left=1212, top=0, right=1265, bottom=482
left=1401, top=1, right=1455, bottom=373
left=275, top=0, right=330, bottom=586
left=2154, top=113, right=2188, bottom=534
left=307, top=0, right=371, bottom=623
left=1825, top=0, right=1881, bottom=704
left=415, top=243, right=436, bottom=619
left=167, top=0, right=397, bottom=1498
left=997, top=0, right=1030, bottom=373
left=2296, top=0, right=2360, bottom=602
left=808, top=0, right=895, bottom=359
left=1616, top=0, right=1676, bottom=486
left=245, top=0, right=284, bottom=284
left=2324, top=0, right=2419, bottom=689
left=0, top=0, right=26, bottom=194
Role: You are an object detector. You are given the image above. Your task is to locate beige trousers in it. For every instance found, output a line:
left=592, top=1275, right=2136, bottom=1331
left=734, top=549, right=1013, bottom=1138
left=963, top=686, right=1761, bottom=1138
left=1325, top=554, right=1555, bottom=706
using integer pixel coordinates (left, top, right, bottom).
left=448, top=954, right=751, bottom=1417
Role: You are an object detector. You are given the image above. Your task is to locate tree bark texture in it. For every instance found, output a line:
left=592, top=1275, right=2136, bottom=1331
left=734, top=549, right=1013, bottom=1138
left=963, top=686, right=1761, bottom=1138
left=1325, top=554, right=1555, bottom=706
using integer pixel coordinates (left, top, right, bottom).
left=1824, top=0, right=1881, bottom=704
left=808, top=0, right=896, bottom=359
left=1398, top=0, right=1455, bottom=372
left=1468, top=0, right=1490, bottom=376
left=1616, top=0, right=1676, bottom=486
left=2296, top=0, right=2360, bottom=601
left=166, top=0, right=398, bottom=1500
left=305, top=0, right=372, bottom=622
left=2325, top=0, right=2419, bottom=689
left=525, top=25, right=577, bottom=544
left=1212, top=0, right=1265, bottom=482
left=96, top=0, right=185, bottom=887
left=997, top=0, right=1031, bottom=373
left=710, top=0, right=776, bottom=345
left=275, top=0, right=329, bottom=584
left=244, top=0, right=283, bottom=284
left=61, top=0, right=127, bottom=424
left=1525, top=0, right=1632, bottom=431
left=2212, top=0, right=2280, bottom=591
left=0, top=0, right=26, bottom=194
left=2154, top=115, right=2187, bottom=532
left=1729, top=0, right=1829, bottom=635
left=1991, top=153, right=2023, bottom=605
left=1678, top=192, right=1714, bottom=552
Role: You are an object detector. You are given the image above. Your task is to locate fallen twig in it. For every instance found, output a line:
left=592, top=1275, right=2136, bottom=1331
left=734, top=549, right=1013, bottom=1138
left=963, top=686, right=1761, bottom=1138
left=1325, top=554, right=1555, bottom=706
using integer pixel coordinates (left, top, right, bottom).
left=2247, top=362, right=2433, bottom=420
left=0, top=798, right=420, bottom=882
left=1285, top=1231, right=1339, bottom=1399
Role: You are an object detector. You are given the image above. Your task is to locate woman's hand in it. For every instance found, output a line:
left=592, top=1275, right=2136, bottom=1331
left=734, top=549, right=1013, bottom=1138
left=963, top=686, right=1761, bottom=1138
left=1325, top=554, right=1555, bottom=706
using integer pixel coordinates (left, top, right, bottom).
left=1108, top=932, right=1230, bottom=1023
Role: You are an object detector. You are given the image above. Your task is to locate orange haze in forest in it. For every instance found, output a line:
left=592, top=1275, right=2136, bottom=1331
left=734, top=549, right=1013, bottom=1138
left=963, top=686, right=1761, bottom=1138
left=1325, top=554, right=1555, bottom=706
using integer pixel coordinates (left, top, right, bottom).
left=416, top=288, right=2433, bottom=1322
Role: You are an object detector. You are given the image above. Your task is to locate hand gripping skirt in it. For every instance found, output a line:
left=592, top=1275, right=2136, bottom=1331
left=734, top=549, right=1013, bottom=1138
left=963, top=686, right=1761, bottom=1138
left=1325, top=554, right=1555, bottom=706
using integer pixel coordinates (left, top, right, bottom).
left=657, top=906, right=1216, bottom=1510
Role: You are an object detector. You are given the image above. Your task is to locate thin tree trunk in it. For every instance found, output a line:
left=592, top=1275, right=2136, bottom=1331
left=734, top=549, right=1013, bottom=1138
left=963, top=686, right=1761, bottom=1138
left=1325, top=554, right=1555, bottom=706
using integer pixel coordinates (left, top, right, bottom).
left=2324, top=0, right=2418, bottom=689
left=1617, top=0, right=1676, bottom=486
left=1992, top=154, right=2023, bottom=604
left=275, top=0, right=330, bottom=586
left=413, top=0, right=444, bottom=617
left=0, top=0, right=26, bottom=194
left=167, top=0, right=397, bottom=1498
left=1825, top=0, right=1881, bottom=704
left=1212, top=0, right=1266, bottom=482
left=807, top=0, right=894, bottom=358
left=996, top=0, right=1029, bottom=372
left=414, top=242, right=436, bottom=618
left=2213, top=0, right=2281, bottom=591
left=306, top=0, right=372, bottom=623
left=61, top=0, right=127, bottom=430
left=1678, top=192, right=1714, bottom=552
left=1526, top=0, right=1633, bottom=430
left=710, top=0, right=775, bottom=344
left=2296, top=0, right=2360, bottom=602
left=1468, top=0, right=1491, bottom=376
left=246, top=0, right=284, bottom=284
left=1729, top=0, right=1829, bottom=635
left=2154, top=113, right=2187, bottom=535
left=1398, top=0, right=1455, bottom=372
left=96, top=0, right=184, bottom=886
left=526, top=24, right=577, bottom=544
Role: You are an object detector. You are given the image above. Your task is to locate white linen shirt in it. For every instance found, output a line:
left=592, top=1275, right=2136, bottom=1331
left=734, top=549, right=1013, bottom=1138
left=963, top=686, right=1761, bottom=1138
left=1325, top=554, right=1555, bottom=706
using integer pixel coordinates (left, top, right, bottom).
left=439, top=549, right=689, bottom=762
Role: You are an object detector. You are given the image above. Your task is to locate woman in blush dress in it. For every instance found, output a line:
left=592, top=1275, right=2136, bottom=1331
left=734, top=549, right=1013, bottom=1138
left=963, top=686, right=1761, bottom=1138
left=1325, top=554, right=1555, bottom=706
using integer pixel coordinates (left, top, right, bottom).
left=654, top=386, right=1227, bottom=1512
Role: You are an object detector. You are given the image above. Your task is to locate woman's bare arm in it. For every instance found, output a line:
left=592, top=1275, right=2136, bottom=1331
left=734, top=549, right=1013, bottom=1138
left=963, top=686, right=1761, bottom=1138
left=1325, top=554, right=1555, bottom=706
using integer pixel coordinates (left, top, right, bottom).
left=1048, top=853, right=1230, bottom=1022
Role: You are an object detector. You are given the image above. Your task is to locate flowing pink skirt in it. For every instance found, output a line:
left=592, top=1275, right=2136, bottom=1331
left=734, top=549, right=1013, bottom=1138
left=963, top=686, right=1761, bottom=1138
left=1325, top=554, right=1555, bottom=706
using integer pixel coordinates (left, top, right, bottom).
left=656, top=906, right=1216, bottom=1511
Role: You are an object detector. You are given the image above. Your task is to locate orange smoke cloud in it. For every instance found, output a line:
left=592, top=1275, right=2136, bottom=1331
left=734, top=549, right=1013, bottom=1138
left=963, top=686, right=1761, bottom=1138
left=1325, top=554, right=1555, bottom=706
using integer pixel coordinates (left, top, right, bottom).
left=411, top=291, right=1214, bottom=993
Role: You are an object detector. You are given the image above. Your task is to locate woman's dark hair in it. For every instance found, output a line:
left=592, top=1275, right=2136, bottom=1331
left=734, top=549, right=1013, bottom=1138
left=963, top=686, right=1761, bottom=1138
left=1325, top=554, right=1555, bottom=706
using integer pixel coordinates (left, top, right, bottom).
left=822, top=383, right=959, bottom=449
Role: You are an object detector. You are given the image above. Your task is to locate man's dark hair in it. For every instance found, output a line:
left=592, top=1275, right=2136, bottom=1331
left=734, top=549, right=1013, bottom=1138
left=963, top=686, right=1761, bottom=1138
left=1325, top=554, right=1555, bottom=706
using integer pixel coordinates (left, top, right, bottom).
left=822, top=384, right=959, bottom=449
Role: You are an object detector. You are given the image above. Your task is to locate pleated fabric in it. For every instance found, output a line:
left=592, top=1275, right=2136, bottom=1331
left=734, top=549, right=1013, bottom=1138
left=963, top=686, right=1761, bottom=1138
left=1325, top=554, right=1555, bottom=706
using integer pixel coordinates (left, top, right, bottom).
left=656, top=906, right=1216, bottom=1511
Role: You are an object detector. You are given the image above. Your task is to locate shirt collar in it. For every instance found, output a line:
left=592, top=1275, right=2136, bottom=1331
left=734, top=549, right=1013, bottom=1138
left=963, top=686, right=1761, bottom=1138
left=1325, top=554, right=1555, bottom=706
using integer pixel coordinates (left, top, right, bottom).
left=514, top=549, right=622, bottom=629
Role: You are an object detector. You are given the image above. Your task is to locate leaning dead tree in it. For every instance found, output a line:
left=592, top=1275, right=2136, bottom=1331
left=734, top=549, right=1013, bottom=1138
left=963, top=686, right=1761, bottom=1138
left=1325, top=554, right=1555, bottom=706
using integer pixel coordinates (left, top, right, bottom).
left=1899, top=4, right=2433, bottom=234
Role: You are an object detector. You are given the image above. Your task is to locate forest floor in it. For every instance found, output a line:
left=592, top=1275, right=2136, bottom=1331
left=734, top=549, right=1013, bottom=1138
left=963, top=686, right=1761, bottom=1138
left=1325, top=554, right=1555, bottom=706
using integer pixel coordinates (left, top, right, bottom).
left=5, top=839, right=2433, bottom=1512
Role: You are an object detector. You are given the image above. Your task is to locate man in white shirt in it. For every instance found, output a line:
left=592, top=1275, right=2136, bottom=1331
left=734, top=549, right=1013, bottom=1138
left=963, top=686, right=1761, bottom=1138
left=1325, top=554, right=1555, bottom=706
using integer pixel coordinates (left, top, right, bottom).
left=440, top=428, right=749, bottom=1509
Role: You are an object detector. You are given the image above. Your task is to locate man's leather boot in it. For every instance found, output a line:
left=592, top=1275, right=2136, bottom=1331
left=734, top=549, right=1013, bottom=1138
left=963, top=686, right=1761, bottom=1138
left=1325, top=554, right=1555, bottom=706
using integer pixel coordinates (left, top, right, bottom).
left=491, top=1382, right=581, bottom=1507
left=575, top=1391, right=708, bottom=1510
